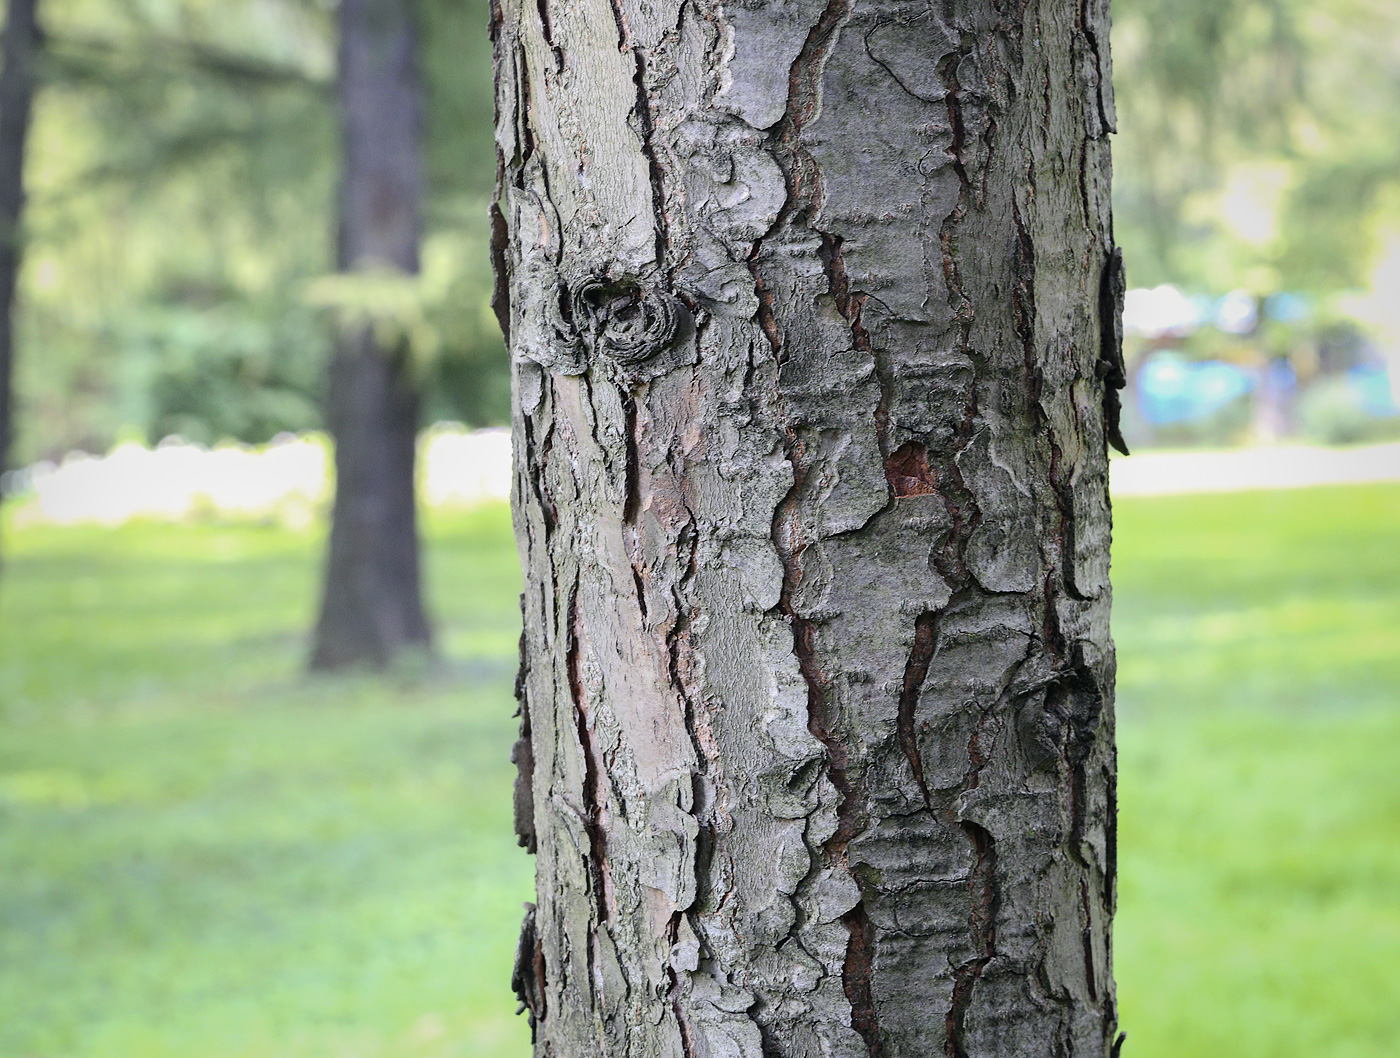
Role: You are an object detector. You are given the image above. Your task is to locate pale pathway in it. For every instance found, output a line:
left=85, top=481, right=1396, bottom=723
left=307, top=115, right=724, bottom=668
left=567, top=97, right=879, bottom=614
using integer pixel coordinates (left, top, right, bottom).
left=1109, top=442, right=1400, bottom=496
left=8, top=434, right=1399, bottom=526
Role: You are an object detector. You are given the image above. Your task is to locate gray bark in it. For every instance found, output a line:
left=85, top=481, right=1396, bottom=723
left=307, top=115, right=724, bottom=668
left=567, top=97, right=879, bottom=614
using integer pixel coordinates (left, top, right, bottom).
left=495, top=0, right=1124, bottom=1054
left=311, top=0, right=432, bottom=670
left=0, top=0, right=38, bottom=490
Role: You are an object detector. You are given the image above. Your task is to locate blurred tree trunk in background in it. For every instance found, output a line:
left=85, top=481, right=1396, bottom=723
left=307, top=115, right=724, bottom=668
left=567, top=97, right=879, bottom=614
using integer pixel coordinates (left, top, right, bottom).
left=497, top=0, right=1124, bottom=1053
left=311, top=0, right=431, bottom=670
left=0, top=0, right=37, bottom=491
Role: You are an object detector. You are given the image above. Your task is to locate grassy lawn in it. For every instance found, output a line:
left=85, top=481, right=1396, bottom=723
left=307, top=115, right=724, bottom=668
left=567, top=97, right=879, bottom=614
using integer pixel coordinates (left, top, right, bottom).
left=1112, top=486, right=1400, bottom=1058
left=0, top=508, right=532, bottom=1058
left=1, top=485, right=1397, bottom=1057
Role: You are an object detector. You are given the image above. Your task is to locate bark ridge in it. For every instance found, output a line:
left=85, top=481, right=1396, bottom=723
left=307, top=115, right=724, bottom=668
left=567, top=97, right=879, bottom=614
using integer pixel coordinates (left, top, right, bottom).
left=495, top=0, right=1121, bottom=1053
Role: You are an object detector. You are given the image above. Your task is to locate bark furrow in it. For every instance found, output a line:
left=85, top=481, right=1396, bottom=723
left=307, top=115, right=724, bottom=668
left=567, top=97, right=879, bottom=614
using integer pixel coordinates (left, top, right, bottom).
left=495, top=0, right=1122, bottom=1054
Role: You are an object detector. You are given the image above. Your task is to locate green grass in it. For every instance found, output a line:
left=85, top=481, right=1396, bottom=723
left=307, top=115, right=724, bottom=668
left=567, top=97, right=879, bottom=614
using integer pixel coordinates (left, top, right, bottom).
left=1112, top=486, right=1400, bottom=1058
left=0, top=508, right=532, bottom=1058
left=2, top=486, right=1398, bottom=1057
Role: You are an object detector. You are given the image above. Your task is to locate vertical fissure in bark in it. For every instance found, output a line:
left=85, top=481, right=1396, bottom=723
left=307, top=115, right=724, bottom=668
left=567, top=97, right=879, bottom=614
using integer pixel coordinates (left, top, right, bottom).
left=500, top=0, right=1119, bottom=1050
left=842, top=903, right=883, bottom=1057
left=618, top=387, right=652, bottom=626
left=663, top=904, right=702, bottom=1058
left=1098, top=246, right=1130, bottom=455
left=931, top=45, right=985, bottom=592
left=945, top=819, right=998, bottom=1058
left=605, top=0, right=670, bottom=266
left=567, top=584, right=612, bottom=924
left=791, top=610, right=854, bottom=833
left=897, top=610, right=939, bottom=808
left=939, top=50, right=972, bottom=194
left=933, top=448, right=982, bottom=587
left=523, top=414, right=559, bottom=539
left=749, top=258, right=785, bottom=358
left=773, top=0, right=853, bottom=214
left=1076, top=141, right=1097, bottom=256
left=534, top=0, right=563, bottom=71
left=513, top=604, right=538, bottom=853
left=490, top=199, right=513, bottom=340
left=817, top=232, right=890, bottom=461
left=1076, top=0, right=1112, bottom=132
left=621, top=390, right=643, bottom=527
left=1012, top=198, right=1040, bottom=405
left=1079, top=876, right=1099, bottom=1001
left=1104, top=752, right=1119, bottom=910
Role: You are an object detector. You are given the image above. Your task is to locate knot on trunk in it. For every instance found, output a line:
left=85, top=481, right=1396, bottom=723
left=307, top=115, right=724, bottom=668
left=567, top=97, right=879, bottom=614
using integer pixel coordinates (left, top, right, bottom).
left=571, top=273, right=691, bottom=373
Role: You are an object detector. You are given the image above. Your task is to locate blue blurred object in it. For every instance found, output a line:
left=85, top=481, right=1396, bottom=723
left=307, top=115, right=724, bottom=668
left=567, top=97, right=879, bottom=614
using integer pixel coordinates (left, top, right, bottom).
left=1348, top=365, right=1400, bottom=417
left=1264, top=292, right=1312, bottom=325
left=1137, top=352, right=1257, bottom=425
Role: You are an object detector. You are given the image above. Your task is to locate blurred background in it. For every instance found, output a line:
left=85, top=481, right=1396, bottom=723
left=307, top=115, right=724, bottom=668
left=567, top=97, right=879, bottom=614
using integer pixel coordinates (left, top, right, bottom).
left=0, top=0, right=1397, bottom=1056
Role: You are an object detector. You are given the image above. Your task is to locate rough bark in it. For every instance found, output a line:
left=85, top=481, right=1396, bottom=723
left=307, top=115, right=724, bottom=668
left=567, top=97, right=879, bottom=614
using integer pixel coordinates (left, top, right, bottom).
left=311, top=0, right=431, bottom=670
left=0, top=0, right=38, bottom=490
left=495, top=0, right=1124, bottom=1054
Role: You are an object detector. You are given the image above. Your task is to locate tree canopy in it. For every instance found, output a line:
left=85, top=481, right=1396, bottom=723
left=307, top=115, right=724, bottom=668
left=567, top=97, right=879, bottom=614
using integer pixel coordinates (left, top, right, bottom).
left=12, top=0, right=503, bottom=465
left=1113, top=0, right=1400, bottom=293
left=3, top=0, right=1396, bottom=462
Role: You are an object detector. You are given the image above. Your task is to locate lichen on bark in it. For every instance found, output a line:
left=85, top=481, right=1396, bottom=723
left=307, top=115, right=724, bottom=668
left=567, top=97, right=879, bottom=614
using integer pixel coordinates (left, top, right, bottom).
left=493, top=0, right=1124, bottom=1054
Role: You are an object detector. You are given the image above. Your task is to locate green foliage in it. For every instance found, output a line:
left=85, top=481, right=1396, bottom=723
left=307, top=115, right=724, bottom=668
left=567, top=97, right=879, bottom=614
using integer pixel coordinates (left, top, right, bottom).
left=1112, top=0, right=1400, bottom=294
left=2, top=487, right=1400, bottom=1055
left=11, top=0, right=507, bottom=465
left=11, top=0, right=1397, bottom=461
left=1295, top=376, right=1400, bottom=444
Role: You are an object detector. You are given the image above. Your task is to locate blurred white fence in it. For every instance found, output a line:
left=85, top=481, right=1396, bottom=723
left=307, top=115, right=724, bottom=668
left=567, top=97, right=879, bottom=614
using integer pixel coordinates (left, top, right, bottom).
left=1109, top=441, right=1400, bottom=496
left=4, top=427, right=1398, bottom=528
left=5, top=425, right=511, bottom=528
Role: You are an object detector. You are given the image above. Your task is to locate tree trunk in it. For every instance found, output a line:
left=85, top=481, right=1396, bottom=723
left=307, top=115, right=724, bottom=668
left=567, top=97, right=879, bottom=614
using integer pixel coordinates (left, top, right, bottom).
left=311, top=0, right=431, bottom=670
left=0, top=0, right=38, bottom=491
left=495, top=0, right=1125, bottom=1054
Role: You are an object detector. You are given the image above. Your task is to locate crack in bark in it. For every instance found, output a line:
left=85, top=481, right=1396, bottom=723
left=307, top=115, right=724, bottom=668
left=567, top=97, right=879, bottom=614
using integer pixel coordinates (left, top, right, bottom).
left=1104, top=751, right=1118, bottom=911
left=535, top=0, right=563, bottom=71
left=665, top=914, right=701, bottom=1058
left=745, top=0, right=851, bottom=347
left=939, top=50, right=972, bottom=199
left=1077, top=0, right=1113, bottom=134
left=1079, top=876, right=1099, bottom=1001
left=1012, top=197, right=1088, bottom=607
left=842, top=903, right=884, bottom=1056
left=933, top=39, right=984, bottom=588
left=817, top=232, right=892, bottom=470
left=773, top=0, right=853, bottom=216
left=568, top=585, right=613, bottom=924
left=619, top=389, right=649, bottom=623
left=605, top=0, right=671, bottom=268
left=1098, top=246, right=1130, bottom=456
left=513, top=599, right=538, bottom=853
left=944, top=819, right=997, bottom=1058
left=748, top=249, right=784, bottom=358
left=897, top=610, right=938, bottom=807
